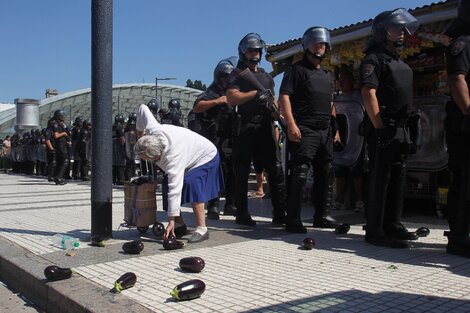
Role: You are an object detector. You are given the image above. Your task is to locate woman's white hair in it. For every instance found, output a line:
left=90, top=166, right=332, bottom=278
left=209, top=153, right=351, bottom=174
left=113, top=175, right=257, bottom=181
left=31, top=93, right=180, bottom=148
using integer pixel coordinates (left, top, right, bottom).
left=134, top=134, right=166, bottom=160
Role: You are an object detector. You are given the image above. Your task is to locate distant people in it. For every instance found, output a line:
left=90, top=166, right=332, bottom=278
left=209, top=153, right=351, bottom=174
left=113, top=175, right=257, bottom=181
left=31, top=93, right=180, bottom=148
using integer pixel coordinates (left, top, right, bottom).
left=443, top=0, right=470, bottom=258
left=226, top=33, right=286, bottom=227
left=112, top=114, right=127, bottom=185
left=71, top=117, right=83, bottom=180
left=77, top=120, right=92, bottom=181
left=51, top=110, right=70, bottom=185
left=161, top=99, right=183, bottom=126
left=1, top=135, right=11, bottom=173
left=279, top=26, right=340, bottom=233
left=333, top=67, right=366, bottom=213
left=136, top=104, right=222, bottom=243
left=360, top=8, right=421, bottom=248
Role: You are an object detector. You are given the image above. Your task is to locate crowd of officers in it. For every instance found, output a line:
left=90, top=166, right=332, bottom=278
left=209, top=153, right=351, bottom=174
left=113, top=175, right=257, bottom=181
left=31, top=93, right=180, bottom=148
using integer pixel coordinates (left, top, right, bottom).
left=3, top=2, right=470, bottom=258
left=6, top=110, right=92, bottom=185
left=187, top=2, right=470, bottom=258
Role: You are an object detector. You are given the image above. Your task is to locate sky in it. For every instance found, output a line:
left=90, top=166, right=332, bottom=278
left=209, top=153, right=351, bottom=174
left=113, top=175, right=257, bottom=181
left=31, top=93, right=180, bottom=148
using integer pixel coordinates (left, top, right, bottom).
left=0, top=0, right=437, bottom=103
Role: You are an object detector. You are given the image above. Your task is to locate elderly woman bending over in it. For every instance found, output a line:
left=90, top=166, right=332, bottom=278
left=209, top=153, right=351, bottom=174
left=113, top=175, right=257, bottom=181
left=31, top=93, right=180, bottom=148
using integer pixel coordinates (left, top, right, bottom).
left=135, top=104, right=222, bottom=242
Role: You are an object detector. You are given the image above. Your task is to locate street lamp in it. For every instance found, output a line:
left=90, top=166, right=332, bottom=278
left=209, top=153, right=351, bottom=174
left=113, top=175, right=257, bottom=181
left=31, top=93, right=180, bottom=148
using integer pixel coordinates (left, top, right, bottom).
left=155, top=77, right=177, bottom=104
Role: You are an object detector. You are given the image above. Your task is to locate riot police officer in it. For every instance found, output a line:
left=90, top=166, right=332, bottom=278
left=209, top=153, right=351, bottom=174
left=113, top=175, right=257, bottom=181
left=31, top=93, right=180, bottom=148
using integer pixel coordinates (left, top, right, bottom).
left=444, top=0, right=470, bottom=258
left=279, top=26, right=340, bottom=233
left=45, top=118, right=56, bottom=182
left=161, top=99, right=183, bottom=126
left=146, top=98, right=161, bottom=121
left=71, top=117, right=83, bottom=180
left=226, top=33, right=286, bottom=226
left=113, top=114, right=127, bottom=185
left=51, top=110, right=70, bottom=185
left=360, top=8, right=420, bottom=248
left=78, top=119, right=92, bottom=181
left=192, top=57, right=238, bottom=219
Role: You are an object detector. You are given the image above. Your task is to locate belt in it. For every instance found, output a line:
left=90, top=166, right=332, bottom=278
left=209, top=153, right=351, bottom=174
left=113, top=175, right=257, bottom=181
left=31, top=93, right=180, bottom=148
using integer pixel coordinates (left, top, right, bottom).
left=298, top=119, right=331, bottom=130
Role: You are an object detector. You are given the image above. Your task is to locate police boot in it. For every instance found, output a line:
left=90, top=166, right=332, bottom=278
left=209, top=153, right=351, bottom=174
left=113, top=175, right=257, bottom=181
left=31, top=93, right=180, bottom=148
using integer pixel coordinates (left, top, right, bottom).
left=285, top=164, right=308, bottom=233
left=445, top=170, right=470, bottom=258
left=206, top=198, right=220, bottom=220
left=312, top=163, right=339, bottom=229
left=267, top=162, right=286, bottom=225
left=54, top=159, right=69, bottom=185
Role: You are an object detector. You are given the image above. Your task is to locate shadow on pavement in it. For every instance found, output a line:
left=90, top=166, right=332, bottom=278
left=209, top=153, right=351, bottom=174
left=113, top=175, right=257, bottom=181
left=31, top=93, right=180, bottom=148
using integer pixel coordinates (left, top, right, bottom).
left=242, top=290, right=470, bottom=313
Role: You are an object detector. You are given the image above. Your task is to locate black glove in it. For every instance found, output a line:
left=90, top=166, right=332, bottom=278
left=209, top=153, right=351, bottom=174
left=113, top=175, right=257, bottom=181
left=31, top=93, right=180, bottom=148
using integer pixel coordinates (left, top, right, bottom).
left=255, top=90, right=272, bottom=106
left=375, top=127, right=395, bottom=148
left=331, top=116, right=338, bottom=135
left=130, top=175, right=153, bottom=185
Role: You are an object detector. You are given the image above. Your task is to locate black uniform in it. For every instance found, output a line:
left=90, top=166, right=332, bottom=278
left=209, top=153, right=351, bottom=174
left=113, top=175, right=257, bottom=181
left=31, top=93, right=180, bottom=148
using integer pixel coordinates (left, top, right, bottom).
left=360, top=45, right=415, bottom=242
left=192, top=82, right=236, bottom=214
left=78, top=123, right=92, bottom=180
left=52, top=120, right=70, bottom=184
left=280, top=57, right=336, bottom=232
left=229, top=66, right=286, bottom=225
left=71, top=124, right=82, bottom=179
left=45, top=120, right=56, bottom=181
left=160, top=109, right=183, bottom=126
left=445, top=34, right=470, bottom=257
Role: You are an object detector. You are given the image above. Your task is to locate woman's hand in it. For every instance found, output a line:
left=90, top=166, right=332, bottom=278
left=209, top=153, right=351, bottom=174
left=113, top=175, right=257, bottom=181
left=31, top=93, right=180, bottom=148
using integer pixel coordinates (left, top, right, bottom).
left=163, top=218, right=176, bottom=240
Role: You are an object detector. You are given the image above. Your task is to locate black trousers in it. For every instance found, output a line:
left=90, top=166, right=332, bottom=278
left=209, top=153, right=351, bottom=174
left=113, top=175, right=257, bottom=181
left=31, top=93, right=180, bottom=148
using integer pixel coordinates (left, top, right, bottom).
left=365, top=134, right=407, bottom=237
left=232, top=117, right=285, bottom=218
left=446, top=121, right=470, bottom=237
left=286, top=125, right=334, bottom=224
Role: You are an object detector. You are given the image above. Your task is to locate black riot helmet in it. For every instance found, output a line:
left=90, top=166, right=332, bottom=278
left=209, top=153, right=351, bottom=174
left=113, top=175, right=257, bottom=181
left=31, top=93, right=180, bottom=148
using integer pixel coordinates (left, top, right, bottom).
left=73, top=116, right=83, bottom=127
left=114, top=114, right=125, bottom=125
left=213, top=56, right=237, bottom=88
left=146, top=98, right=160, bottom=115
left=53, top=109, right=65, bottom=121
left=445, top=0, right=470, bottom=37
left=302, top=26, right=331, bottom=60
left=168, top=99, right=181, bottom=111
left=128, top=112, right=137, bottom=125
left=82, top=119, right=91, bottom=128
left=371, top=8, right=419, bottom=46
left=238, top=33, right=266, bottom=64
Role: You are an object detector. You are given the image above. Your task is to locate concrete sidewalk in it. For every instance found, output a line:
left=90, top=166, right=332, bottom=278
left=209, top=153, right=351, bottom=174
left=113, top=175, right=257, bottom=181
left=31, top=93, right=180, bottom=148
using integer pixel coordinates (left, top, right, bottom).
left=0, top=172, right=470, bottom=313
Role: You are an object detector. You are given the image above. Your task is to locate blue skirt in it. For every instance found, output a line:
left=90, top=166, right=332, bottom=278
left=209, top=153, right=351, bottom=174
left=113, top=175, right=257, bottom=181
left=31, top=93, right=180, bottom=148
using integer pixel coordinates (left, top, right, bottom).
left=180, top=153, right=223, bottom=204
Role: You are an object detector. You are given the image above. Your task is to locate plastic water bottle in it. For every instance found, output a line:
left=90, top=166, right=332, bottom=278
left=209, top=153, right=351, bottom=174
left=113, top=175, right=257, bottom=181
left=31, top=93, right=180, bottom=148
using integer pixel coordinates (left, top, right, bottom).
left=52, top=234, right=80, bottom=250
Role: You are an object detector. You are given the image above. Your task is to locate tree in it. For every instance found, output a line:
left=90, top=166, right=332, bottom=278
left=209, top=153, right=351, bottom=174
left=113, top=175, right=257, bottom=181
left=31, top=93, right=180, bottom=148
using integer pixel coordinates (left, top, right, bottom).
left=186, top=79, right=206, bottom=91
left=186, top=79, right=194, bottom=88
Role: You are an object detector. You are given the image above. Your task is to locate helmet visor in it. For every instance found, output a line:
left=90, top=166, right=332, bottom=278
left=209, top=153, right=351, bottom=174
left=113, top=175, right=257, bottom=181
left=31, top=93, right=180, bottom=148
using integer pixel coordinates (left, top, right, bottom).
left=383, top=8, right=419, bottom=35
left=303, top=27, right=331, bottom=50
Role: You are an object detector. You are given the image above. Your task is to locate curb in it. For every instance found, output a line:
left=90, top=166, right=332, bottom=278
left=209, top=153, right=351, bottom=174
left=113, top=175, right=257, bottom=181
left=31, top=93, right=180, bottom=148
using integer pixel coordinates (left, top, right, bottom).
left=0, top=237, right=153, bottom=313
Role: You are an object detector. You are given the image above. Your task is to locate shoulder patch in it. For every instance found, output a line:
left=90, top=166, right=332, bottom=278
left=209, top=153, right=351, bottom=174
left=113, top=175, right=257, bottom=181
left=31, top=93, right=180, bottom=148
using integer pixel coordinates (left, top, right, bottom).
left=450, top=40, right=466, bottom=56
left=362, top=64, right=375, bottom=78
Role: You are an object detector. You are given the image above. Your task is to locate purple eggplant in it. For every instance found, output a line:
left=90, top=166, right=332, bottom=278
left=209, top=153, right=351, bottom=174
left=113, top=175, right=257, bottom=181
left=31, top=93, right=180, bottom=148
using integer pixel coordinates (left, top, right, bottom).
left=114, top=272, right=137, bottom=293
left=179, top=257, right=205, bottom=273
left=122, top=240, right=144, bottom=254
left=334, top=223, right=351, bottom=235
left=170, top=279, right=206, bottom=301
left=302, top=237, right=315, bottom=250
left=416, top=227, right=430, bottom=237
left=44, top=265, right=74, bottom=281
left=163, top=236, right=185, bottom=250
